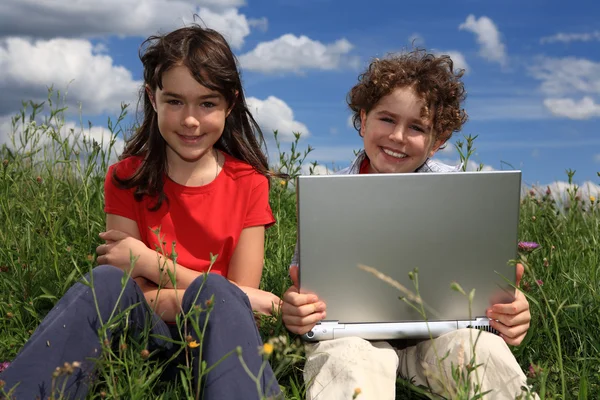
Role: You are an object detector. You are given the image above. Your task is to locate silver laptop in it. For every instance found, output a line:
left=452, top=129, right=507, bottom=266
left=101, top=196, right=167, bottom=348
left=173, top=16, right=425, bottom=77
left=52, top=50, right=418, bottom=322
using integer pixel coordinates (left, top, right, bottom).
left=296, top=170, right=521, bottom=341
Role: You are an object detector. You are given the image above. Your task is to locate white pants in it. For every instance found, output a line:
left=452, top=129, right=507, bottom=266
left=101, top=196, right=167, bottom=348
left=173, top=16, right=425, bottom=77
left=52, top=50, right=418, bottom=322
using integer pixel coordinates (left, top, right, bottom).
left=303, top=329, right=535, bottom=400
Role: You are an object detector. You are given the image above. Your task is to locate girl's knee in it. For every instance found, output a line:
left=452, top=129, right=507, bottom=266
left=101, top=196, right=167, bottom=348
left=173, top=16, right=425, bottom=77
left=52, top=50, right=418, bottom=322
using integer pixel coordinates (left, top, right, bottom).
left=91, top=265, right=126, bottom=283
left=183, top=273, right=246, bottom=310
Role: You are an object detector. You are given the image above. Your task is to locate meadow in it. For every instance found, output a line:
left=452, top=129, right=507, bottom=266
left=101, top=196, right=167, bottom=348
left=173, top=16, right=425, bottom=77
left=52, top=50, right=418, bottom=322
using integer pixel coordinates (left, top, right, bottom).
left=0, top=97, right=599, bottom=399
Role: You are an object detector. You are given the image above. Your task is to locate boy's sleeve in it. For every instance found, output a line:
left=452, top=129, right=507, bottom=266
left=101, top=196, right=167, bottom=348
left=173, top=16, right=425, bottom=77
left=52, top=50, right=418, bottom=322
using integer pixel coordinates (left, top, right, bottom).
left=104, top=164, right=137, bottom=221
left=244, top=174, right=276, bottom=229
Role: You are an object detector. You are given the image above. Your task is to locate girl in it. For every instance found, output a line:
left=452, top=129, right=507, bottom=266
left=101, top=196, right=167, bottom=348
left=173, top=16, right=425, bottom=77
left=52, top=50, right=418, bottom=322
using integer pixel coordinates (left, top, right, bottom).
left=282, top=50, right=533, bottom=400
left=1, top=25, right=282, bottom=399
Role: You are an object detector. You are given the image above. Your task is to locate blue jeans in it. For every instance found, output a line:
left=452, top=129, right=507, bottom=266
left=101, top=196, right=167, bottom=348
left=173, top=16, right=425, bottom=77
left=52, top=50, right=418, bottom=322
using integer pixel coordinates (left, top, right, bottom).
left=0, top=265, right=280, bottom=399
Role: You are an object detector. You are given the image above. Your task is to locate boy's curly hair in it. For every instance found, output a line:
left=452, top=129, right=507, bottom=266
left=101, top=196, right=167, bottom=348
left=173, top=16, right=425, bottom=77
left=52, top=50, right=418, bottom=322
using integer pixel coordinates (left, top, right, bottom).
left=348, top=49, right=468, bottom=143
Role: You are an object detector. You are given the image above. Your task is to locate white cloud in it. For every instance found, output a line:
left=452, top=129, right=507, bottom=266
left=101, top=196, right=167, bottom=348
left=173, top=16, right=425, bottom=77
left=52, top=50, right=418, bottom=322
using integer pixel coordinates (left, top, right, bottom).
left=435, top=50, right=470, bottom=74
left=246, top=96, right=310, bottom=141
left=300, top=164, right=334, bottom=175
left=0, top=0, right=255, bottom=49
left=0, top=113, right=124, bottom=162
left=197, top=7, right=250, bottom=49
left=543, top=97, right=600, bottom=120
left=239, top=34, right=358, bottom=74
left=530, top=57, right=600, bottom=96
left=459, top=15, right=507, bottom=66
left=541, top=31, right=600, bottom=44
left=594, top=153, right=600, bottom=163
left=0, top=37, right=140, bottom=116
left=408, top=33, right=425, bottom=46
left=527, top=181, right=600, bottom=204
left=434, top=157, right=493, bottom=172
left=248, top=17, right=269, bottom=32
left=347, top=114, right=355, bottom=129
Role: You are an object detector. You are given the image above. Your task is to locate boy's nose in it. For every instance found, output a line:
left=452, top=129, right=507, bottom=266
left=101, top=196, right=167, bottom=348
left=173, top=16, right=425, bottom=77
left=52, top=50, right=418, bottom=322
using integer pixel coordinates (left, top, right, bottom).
left=389, top=125, right=406, bottom=142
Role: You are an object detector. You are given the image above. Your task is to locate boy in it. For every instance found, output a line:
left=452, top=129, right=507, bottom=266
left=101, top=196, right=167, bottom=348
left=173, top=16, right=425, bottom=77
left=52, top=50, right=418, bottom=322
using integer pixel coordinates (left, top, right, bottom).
left=282, top=50, right=532, bottom=400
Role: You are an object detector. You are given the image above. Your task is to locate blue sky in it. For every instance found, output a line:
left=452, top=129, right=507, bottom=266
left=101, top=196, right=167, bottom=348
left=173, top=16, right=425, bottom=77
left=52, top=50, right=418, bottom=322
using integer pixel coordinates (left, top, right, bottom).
left=0, top=0, right=599, bottom=194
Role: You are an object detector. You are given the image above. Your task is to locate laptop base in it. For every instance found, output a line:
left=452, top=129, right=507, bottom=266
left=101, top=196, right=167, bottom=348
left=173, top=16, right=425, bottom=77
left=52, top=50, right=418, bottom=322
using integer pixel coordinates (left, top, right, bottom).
left=302, top=318, right=499, bottom=342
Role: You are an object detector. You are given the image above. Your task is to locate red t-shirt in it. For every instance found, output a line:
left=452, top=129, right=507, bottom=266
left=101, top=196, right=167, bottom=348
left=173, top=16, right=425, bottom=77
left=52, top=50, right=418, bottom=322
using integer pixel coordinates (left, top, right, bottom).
left=104, top=153, right=275, bottom=277
left=359, top=157, right=370, bottom=174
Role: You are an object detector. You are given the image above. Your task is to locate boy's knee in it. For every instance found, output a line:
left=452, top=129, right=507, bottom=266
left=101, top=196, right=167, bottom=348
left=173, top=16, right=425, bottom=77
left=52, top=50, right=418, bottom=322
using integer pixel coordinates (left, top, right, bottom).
left=454, top=328, right=511, bottom=364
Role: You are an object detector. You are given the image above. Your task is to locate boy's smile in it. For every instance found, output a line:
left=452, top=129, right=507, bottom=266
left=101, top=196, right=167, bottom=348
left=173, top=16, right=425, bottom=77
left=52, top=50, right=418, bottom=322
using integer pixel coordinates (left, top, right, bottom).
left=360, top=86, right=444, bottom=174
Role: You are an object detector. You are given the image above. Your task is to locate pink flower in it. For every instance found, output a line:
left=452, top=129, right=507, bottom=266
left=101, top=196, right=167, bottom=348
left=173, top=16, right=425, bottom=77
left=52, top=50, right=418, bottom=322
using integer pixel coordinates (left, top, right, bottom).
left=536, top=279, right=544, bottom=286
left=518, top=242, right=540, bottom=252
left=0, top=361, right=9, bottom=373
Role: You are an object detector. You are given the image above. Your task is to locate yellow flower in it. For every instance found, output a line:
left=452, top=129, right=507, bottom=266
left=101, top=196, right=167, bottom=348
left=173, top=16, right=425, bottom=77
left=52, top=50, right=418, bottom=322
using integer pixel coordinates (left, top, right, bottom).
left=590, top=195, right=596, bottom=203
left=352, top=388, right=362, bottom=399
left=188, top=340, right=200, bottom=348
left=279, top=180, right=286, bottom=186
left=262, top=343, right=274, bottom=355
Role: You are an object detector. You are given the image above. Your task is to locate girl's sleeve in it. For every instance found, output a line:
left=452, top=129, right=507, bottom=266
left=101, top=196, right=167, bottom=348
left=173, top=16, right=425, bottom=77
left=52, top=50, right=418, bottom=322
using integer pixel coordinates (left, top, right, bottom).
left=244, top=174, right=276, bottom=229
left=104, top=164, right=137, bottom=221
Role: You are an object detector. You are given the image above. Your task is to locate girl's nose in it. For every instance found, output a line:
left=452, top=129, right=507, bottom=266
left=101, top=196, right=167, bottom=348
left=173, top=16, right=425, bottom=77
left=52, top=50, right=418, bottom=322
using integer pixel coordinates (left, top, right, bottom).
left=182, top=115, right=200, bottom=129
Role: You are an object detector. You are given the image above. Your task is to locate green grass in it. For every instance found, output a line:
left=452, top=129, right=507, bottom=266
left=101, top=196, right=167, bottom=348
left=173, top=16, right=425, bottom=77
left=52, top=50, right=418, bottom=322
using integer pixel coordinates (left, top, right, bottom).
left=0, top=98, right=599, bottom=399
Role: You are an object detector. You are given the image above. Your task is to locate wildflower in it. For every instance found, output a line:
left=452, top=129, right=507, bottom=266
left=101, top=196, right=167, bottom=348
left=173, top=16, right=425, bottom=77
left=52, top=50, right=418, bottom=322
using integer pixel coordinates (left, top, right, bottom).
left=36, top=176, right=42, bottom=184
left=279, top=180, right=286, bottom=186
left=543, top=258, right=549, bottom=267
left=2, top=159, right=7, bottom=167
left=86, top=254, right=94, bottom=262
left=188, top=340, right=200, bottom=348
left=352, top=388, right=362, bottom=399
left=536, top=279, right=544, bottom=286
left=545, top=186, right=551, bottom=196
left=6, top=312, right=13, bottom=319
left=531, top=215, right=537, bottom=221
left=261, top=342, right=274, bottom=356
left=119, top=343, right=127, bottom=351
left=518, top=242, right=540, bottom=252
left=186, top=335, right=194, bottom=343
left=205, top=298, right=213, bottom=307
left=66, top=246, right=72, bottom=253
left=0, top=265, right=8, bottom=273
left=528, top=363, right=543, bottom=378
left=140, top=349, right=150, bottom=360
left=529, top=190, right=535, bottom=197
left=591, top=195, right=596, bottom=203
left=0, top=361, right=10, bottom=373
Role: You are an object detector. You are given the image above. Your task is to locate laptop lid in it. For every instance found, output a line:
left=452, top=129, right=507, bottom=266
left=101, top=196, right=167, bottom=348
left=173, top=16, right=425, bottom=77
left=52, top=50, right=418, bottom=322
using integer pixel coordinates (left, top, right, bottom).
left=296, top=171, right=521, bottom=325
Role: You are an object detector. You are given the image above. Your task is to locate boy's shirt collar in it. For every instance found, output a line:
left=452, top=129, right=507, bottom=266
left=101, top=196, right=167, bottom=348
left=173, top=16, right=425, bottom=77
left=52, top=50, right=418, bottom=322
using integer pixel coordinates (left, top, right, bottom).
left=339, top=150, right=461, bottom=175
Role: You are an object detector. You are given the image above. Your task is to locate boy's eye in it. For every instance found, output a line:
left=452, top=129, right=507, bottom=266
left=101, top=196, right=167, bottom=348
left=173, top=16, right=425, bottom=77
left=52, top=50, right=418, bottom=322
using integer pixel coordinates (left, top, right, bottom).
left=380, top=117, right=395, bottom=124
left=410, top=124, right=425, bottom=133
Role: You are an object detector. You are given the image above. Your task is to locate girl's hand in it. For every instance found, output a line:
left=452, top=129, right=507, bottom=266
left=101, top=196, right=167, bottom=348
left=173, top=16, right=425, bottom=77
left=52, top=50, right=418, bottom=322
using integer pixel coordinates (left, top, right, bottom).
left=281, top=265, right=327, bottom=335
left=96, top=230, right=153, bottom=279
left=240, top=286, right=282, bottom=316
left=487, top=263, right=531, bottom=346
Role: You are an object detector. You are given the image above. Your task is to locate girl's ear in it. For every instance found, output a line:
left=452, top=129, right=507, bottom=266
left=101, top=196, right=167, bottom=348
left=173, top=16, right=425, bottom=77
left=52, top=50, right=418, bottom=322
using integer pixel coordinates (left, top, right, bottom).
left=145, top=85, right=157, bottom=112
left=359, top=109, right=367, bottom=138
left=226, top=90, right=239, bottom=118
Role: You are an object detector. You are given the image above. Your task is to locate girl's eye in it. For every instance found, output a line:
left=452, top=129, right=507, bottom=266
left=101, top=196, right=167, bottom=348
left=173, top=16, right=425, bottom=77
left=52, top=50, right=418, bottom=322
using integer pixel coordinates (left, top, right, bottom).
left=167, top=99, right=182, bottom=106
left=202, top=102, right=216, bottom=108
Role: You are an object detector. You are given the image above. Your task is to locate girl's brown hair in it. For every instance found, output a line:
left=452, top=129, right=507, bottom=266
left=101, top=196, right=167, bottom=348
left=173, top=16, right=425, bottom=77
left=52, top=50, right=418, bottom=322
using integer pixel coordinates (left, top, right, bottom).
left=348, top=49, right=468, bottom=143
left=115, top=25, right=276, bottom=210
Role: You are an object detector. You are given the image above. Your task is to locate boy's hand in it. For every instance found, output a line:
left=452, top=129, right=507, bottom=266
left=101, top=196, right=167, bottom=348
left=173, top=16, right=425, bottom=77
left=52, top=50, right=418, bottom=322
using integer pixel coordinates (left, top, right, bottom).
left=486, top=263, right=531, bottom=346
left=96, top=230, right=153, bottom=278
left=281, top=265, right=327, bottom=335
